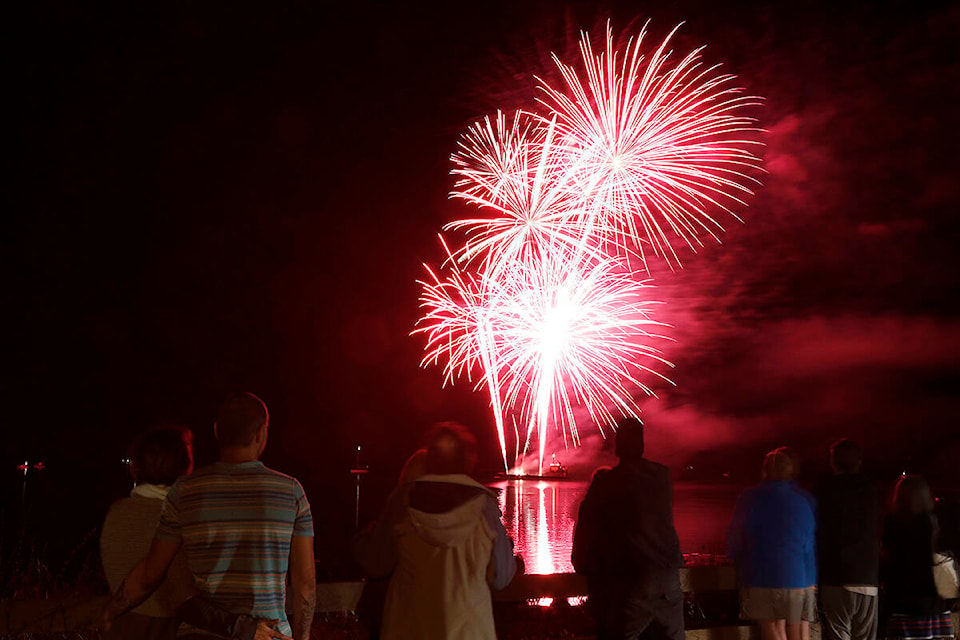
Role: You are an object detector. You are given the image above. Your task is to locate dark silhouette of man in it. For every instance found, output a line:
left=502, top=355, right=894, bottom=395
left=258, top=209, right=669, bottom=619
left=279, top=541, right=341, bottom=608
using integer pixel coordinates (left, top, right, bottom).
left=572, top=418, right=684, bottom=640
left=816, top=438, right=879, bottom=640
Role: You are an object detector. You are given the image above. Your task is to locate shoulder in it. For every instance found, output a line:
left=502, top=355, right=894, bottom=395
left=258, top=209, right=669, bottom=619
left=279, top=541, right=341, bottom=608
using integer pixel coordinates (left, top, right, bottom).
left=259, top=464, right=309, bottom=495
left=170, top=464, right=217, bottom=490
left=105, top=496, right=133, bottom=514
left=102, top=497, right=133, bottom=528
left=588, top=466, right=615, bottom=486
left=734, top=485, right=761, bottom=509
left=106, top=495, right=161, bottom=518
left=793, top=485, right=816, bottom=509
left=740, top=484, right=761, bottom=498
left=642, top=459, right=672, bottom=477
left=592, top=466, right=614, bottom=479
left=259, top=463, right=302, bottom=483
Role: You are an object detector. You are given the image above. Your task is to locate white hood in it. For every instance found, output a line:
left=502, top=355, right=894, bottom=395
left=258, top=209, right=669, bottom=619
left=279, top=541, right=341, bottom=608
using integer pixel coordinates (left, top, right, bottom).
left=405, top=474, right=496, bottom=548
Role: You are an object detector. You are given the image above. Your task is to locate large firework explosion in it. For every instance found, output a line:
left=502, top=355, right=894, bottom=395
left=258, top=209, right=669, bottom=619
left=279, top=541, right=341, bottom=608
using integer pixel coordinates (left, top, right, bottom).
left=417, top=22, right=762, bottom=473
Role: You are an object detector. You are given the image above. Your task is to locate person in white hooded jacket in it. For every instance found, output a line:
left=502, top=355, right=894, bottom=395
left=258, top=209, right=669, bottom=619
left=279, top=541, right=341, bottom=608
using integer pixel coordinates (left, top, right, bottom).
left=355, top=423, right=518, bottom=640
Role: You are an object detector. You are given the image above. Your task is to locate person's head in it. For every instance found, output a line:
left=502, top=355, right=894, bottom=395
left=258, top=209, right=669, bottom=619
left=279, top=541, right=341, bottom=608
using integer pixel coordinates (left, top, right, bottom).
left=215, top=392, right=269, bottom=456
left=129, top=424, right=194, bottom=486
left=423, top=422, right=477, bottom=475
left=893, top=474, right=934, bottom=515
left=399, top=448, right=428, bottom=485
left=762, top=446, right=797, bottom=481
left=830, top=438, right=863, bottom=474
left=615, top=417, right=645, bottom=462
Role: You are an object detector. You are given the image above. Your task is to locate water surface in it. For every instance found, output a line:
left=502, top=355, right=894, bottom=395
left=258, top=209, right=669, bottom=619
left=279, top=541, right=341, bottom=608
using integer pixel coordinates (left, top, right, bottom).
left=492, top=479, right=741, bottom=574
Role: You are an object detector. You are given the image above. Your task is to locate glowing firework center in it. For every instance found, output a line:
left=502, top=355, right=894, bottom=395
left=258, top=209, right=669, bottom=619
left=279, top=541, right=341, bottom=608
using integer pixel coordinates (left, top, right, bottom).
left=416, top=22, right=762, bottom=474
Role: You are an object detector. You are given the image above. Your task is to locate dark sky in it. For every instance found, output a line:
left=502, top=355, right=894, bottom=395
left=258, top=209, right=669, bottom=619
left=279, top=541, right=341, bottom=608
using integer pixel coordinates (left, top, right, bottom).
left=5, top=0, right=959, bottom=561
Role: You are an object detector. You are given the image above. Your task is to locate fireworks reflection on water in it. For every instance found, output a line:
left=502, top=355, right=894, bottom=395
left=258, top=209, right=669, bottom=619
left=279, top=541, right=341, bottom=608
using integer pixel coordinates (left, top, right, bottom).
left=492, top=479, right=740, bottom=574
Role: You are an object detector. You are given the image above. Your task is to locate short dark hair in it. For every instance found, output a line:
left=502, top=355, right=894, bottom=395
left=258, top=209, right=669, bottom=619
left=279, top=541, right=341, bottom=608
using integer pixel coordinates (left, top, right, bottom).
left=615, top=418, right=645, bottom=461
left=216, top=392, right=269, bottom=447
left=830, top=438, right=862, bottom=474
left=129, top=425, right=193, bottom=486
left=424, top=422, right=477, bottom=475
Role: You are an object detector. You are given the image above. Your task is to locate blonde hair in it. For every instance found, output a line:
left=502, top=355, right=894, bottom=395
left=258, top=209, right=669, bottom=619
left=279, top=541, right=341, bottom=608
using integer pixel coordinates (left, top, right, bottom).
left=762, top=447, right=797, bottom=481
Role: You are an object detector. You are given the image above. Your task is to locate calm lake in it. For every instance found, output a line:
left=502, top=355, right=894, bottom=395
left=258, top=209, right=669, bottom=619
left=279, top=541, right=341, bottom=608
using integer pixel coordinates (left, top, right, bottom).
left=491, top=479, right=742, bottom=574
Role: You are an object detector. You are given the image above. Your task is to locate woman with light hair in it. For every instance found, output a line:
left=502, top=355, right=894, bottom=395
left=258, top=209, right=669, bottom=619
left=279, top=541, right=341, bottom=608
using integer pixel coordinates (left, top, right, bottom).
left=880, top=475, right=954, bottom=640
left=727, top=447, right=817, bottom=640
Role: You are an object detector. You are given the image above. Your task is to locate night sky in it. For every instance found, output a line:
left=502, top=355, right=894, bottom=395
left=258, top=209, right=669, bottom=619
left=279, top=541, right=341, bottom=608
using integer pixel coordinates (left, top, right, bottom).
left=5, top=0, right=959, bottom=571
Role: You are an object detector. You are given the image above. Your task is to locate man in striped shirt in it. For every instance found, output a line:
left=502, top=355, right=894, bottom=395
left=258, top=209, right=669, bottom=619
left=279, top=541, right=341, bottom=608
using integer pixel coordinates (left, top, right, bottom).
left=104, top=393, right=316, bottom=640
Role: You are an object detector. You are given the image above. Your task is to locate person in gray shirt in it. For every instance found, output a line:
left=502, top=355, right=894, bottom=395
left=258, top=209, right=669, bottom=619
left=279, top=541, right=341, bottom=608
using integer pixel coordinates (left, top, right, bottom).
left=101, top=425, right=195, bottom=640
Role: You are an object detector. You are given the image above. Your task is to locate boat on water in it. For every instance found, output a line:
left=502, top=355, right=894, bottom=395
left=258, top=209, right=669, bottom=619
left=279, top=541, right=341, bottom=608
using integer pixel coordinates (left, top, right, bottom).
left=495, top=455, right=569, bottom=481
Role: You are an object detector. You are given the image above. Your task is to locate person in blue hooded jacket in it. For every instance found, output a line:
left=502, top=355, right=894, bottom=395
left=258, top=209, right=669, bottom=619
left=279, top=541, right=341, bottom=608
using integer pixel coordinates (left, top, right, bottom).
left=728, top=447, right=817, bottom=640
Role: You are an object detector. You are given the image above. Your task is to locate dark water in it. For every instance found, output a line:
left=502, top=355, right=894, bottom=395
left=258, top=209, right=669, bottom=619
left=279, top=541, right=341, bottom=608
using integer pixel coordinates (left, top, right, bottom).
left=492, top=479, right=741, bottom=574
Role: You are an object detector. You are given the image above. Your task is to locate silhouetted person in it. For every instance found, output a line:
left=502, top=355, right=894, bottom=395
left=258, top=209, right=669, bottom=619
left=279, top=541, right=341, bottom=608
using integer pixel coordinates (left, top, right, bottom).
left=572, top=418, right=684, bottom=640
left=880, top=475, right=954, bottom=640
left=815, top=439, right=880, bottom=640
left=101, top=425, right=195, bottom=640
left=728, top=447, right=817, bottom=640
left=103, top=393, right=315, bottom=640
left=355, top=423, right=517, bottom=640
left=354, top=447, right=428, bottom=639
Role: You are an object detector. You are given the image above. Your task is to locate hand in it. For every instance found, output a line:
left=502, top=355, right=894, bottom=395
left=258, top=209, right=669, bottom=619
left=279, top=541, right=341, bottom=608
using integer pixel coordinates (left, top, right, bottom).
left=254, top=619, right=293, bottom=640
left=100, top=606, right=114, bottom=632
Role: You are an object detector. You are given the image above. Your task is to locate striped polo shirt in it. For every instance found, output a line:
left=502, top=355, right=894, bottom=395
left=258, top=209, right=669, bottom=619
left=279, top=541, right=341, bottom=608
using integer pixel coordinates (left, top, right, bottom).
left=156, top=461, right=313, bottom=635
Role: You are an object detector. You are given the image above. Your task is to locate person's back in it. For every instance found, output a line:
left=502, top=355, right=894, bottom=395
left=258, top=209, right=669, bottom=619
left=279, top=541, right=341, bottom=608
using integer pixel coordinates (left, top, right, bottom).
left=100, top=425, right=194, bottom=640
left=572, top=419, right=683, bottom=640
left=102, top=493, right=188, bottom=618
left=817, top=473, right=879, bottom=586
left=373, top=423, right=517, bottom=640
left=731, top=480, right=817, bottom=588
left=157, top=460, right=312, bottom=633
left=727, top=447, right=817, bottom=640
left=882, top=510, right=940, bottom=612
left=881, top=475, right=946, bottom=616
left=815, top=439, right=879, bottom=640
left=383, top=474, right=502, bottom=640
left=572, top=458, right=681, bottom=575
left=880, top=474, right=954, bottom=640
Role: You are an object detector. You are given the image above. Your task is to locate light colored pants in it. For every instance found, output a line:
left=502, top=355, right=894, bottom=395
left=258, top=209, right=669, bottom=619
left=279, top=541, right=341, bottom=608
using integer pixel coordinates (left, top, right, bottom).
left=820, top=586, right=878, bottom=640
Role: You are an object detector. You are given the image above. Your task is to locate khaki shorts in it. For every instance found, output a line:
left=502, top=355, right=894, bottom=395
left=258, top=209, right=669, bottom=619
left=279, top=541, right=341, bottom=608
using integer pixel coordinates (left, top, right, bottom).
left=740, top=587, right=817, bottom=624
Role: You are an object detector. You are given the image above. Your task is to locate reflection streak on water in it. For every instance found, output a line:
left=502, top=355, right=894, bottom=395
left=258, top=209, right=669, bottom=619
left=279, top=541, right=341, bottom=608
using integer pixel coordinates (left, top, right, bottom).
left=496, top=479, right=583, bottom=574
left=494, top=479, right=741, bottom=573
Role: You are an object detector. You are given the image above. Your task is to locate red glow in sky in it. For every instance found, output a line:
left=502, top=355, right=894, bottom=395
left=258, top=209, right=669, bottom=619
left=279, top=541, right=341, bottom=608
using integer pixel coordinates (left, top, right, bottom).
left=418, top=22, right=760, bottom=473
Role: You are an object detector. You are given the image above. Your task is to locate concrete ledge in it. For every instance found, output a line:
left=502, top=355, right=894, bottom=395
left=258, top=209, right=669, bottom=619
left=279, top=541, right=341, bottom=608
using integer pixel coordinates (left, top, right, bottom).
left=494, top=567, right=737, bottom=602
left=686, top=622, right=822, bottom=640
left=3, top=591, right=956, bottom=639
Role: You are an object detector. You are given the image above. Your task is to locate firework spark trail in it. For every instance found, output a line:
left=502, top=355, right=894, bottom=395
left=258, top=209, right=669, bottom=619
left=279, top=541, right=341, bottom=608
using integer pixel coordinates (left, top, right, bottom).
left=491, top=251, right=673, bottom=472
left=416, top=240, right=672, bottom=473
left=416, top=21, right=762, bottom=472
left=415, top=238, right=512, bottom=471
left=536, top=21, right=764, bottom=269
left=447, top=111, right=605, bottom=274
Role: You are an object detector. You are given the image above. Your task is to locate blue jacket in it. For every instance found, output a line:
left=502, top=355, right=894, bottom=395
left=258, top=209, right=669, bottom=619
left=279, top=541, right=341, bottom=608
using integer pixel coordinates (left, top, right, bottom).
left=727, top=480, right=817, bottom=588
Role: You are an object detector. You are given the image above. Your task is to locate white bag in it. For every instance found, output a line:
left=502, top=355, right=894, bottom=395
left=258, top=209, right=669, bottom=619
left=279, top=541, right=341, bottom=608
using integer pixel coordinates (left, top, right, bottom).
left=933, top=552, right=959, bottom=599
